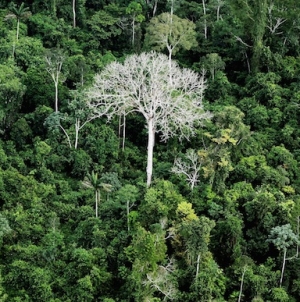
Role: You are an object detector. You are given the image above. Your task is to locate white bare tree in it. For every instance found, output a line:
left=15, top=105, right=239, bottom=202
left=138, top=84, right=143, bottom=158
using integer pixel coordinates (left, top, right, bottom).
left=143, top=258, right=177, bottom=301
left=86, top=51, right=211, bottom=187
left=171, top=149, right=206, bottom=190
left=45, top=49, right=65, bottom=113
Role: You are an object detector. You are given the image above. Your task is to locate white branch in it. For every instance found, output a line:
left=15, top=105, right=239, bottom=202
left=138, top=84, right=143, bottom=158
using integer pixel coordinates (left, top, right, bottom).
left=234, top=35, right=252, bottom=48
left=143, top=258, right=177, bottom=301
left=171, top=149, right=203, bottom=190
left=267, top=17, right=286, bottom=35
left=86, top=51, right=211, bottom=186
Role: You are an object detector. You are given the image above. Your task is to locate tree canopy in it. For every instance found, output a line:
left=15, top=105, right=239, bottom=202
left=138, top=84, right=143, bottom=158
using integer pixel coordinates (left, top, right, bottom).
left=0, top=0, right=300, bottom=300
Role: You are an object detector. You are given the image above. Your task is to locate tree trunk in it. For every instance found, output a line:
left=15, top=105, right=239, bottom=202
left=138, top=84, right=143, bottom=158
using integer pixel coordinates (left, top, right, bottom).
left=297, top=216, right=299, bottom=257
left=202, top=0, right=207, bottom=39
left=251, top=0, right=267, bottom=73
left=146, top=117, right=155, bottom=187
left=95, top=190, right=98, bottom=218
left=54, top=81, right=59, bottom=112
left=217, top=4, right=220, bottom=21
left=122, top=114, right=126, bottom=151
left=16, top=18, right=20, bottom=42
left=52, top=0, right=57, bottom=17
left=118, top=114, right=126, bottom=151
left=59, top=124, right=72, bottom=148
left=72, top=0, right=76, bottom=28
left=127, top=200, right=130, bottom=231
left=195, top=253, right=200, bottom=280
left=170, top=0, right=174, bottom=16
left=167, top=11, right=173, bottom=84
left=244, top=51, right=251, bottom=74
left=191, top=172, right=198, bottom=191
left=280, top=248, right=287, bottom=287
left=132, top=19, right=135, bottom=47
left=152, top=0, right=158, bottom=16
left=74, top=119, right=79, bottom=149
left=238, top=267, right=246, bottom=302
left=12, top=18, right=20, bottom=57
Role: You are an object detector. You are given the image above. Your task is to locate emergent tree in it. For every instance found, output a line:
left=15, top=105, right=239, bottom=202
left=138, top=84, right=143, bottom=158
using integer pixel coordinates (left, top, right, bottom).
left=86, top=51, right=210, bottom=187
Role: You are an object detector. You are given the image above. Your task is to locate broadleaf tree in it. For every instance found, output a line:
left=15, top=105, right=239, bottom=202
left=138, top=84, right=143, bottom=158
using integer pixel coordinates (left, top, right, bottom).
left=86, top=51, right=211, bottom=187
left=125, top=1, right=145, bottom=48
left=267, top=224, right=299, bottom=287
left=144, top=12, right=197, bottom=79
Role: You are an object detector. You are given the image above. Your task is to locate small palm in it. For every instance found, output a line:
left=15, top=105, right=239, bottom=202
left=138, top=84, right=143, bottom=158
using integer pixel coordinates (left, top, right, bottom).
left=82, top=171, right=112, bottom=218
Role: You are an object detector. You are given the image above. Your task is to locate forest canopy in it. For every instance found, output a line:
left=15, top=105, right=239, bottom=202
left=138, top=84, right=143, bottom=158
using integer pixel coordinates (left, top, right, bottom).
left=0, top=0, right=300, bottom=301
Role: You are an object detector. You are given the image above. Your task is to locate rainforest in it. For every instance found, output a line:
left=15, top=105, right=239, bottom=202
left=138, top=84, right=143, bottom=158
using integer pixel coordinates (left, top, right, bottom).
left=0, top=0, right=300, bottom=301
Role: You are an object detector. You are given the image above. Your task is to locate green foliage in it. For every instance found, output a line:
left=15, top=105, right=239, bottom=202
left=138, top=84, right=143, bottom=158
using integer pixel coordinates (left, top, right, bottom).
left=87, top=9, right=122, bottom=41
left=139, top=180, right=186, bottom=227
left=0, top=0, right=300, bottom=300
left=200, top=53, right=225, bottom=80
left=271, top=287, right=290, bottom=302
left=0, top=213, right=11, bottom=241
left=28, top=13, right=72, bottom=47
left=267, top=224, right=299, bottom=251
left=0, top=60, right=26, bottom=131
left=144, top=12, right=197, bottom=56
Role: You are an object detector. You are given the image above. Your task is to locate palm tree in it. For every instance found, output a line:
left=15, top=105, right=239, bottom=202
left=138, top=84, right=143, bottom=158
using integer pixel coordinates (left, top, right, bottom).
left=82, top=171, right=112, bottom=218
left=5, top=2, right=31, bottom=56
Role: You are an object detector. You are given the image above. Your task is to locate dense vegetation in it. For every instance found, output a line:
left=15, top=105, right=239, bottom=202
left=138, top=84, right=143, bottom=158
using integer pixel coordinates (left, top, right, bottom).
left=1, top=0, right=300, bottom=301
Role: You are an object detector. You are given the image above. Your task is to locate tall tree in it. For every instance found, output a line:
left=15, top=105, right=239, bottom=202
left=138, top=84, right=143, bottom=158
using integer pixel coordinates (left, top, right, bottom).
left=5, top=2, right=31, bottom=57
left=267, top=224, right=299, bottom=287
left=125, top=1, right=145, bottom=48
left=200, top=53, right=225, bottom=81
left=44, top=49, right=65, bottom=113
left=44, top=91, right=96, bottom=149
left=86, top=51, right=210, bottom=187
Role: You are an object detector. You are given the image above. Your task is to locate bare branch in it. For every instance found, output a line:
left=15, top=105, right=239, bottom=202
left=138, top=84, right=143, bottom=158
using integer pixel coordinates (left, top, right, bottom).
left=234, top=35, right=252, bottom=48
left=267, top=17, right=286, bottom=35
left=86, top=51, right=211, bottom=186
left=171, top=149, right=204, bottom=190
left=143, top=258, right=178, bottom=301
